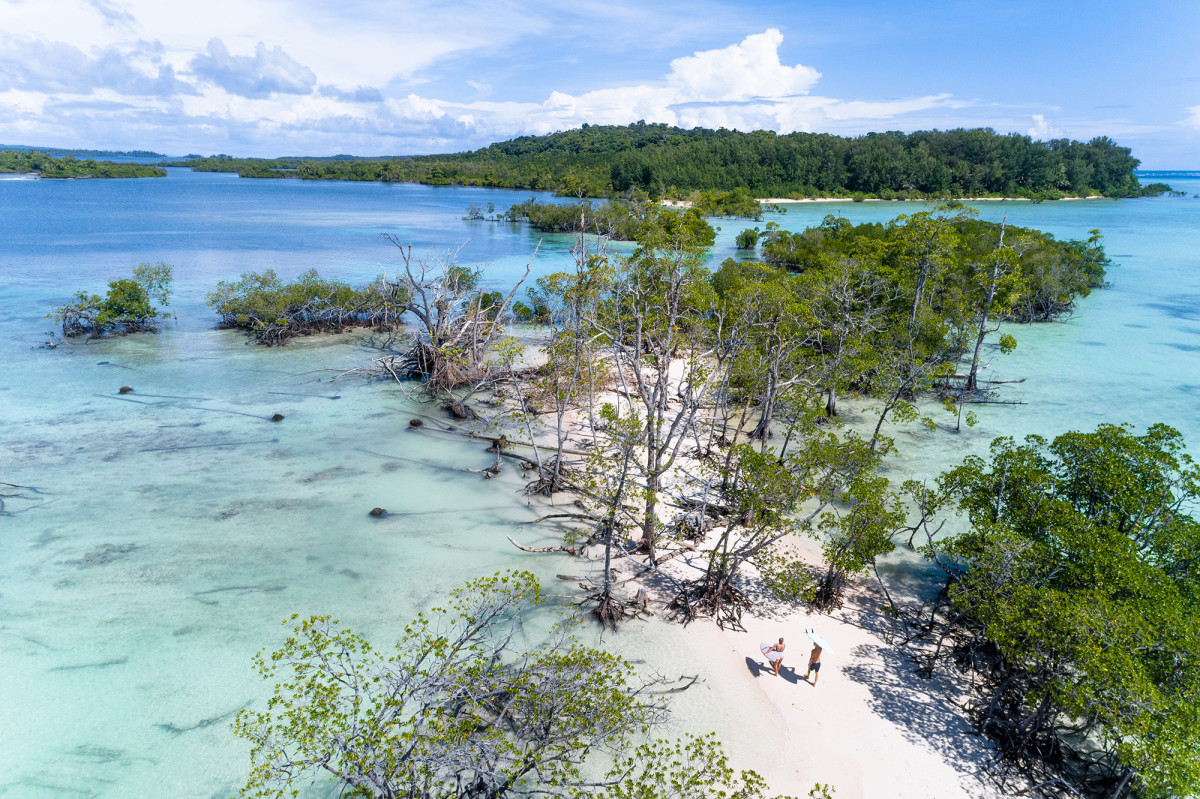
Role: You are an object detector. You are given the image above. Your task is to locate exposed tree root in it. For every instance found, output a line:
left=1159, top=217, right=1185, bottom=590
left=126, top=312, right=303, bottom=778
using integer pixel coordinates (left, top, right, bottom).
left=669, top=572, right=752, bottom=631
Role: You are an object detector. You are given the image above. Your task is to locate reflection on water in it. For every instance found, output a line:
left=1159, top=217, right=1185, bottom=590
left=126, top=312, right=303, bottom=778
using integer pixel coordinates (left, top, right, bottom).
left=1, top=170, right=1198, bottom=797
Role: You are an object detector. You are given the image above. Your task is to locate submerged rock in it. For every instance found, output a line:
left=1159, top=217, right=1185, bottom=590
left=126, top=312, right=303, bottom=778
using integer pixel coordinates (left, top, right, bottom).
left=118, top=385, right=133, bottom=394
left=408, top=418, right=423, bottom=428
left=270, top=413, right=285, bottom=422
left=369, top=507, right=387, bottom=517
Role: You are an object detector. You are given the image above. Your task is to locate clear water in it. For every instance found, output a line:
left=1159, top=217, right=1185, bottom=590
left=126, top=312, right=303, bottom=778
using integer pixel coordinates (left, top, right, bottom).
left=1, top=169, right=1197, bottom=797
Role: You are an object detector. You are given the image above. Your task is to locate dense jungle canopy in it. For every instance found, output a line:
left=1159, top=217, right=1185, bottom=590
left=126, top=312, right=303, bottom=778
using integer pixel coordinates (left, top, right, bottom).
left=176, top=123, right=1156, bottom=199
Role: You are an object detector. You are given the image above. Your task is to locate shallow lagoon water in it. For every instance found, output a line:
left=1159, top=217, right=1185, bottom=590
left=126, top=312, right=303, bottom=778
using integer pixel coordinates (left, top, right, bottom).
left=1, top=170, right=1197, bottom=797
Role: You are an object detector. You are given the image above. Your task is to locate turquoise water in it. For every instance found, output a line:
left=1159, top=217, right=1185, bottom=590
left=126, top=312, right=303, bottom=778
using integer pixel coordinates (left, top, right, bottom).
left=1, top=169, right=1197, bottom=797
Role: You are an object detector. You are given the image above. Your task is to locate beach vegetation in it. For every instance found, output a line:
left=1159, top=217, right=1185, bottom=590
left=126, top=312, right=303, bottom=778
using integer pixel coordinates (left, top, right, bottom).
left=205, top=267, right=408, bottom=345
left=916, top=424, right=1200, bottom=799
left=502, top=205, right=1111, bottom=621
left=505, top=198, right=646, bottom=239
left=234, top=571, right=792, bottom=799
left=685, top=187, right=764, bottom=219
left=589, top=206, right=721, bottom=561
left=376, top=237, right=533, bottom=402
left=735, top=227, right=759, bottom=249
left=51, top=261, right=174, bottom=338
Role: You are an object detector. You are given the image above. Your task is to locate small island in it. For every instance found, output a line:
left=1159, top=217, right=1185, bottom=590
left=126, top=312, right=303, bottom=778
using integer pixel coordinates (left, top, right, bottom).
left=0, top=149, right=167, bottom=179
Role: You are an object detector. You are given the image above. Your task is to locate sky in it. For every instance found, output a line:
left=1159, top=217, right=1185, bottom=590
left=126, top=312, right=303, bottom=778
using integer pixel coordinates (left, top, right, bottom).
left=0, top=0, right=1198, bottom=167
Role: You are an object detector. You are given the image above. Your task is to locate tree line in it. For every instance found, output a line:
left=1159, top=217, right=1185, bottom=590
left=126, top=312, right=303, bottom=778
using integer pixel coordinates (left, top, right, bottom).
left=175, top=123, right=1166, bottom=200
left=0, top=149, right=166, bottom=178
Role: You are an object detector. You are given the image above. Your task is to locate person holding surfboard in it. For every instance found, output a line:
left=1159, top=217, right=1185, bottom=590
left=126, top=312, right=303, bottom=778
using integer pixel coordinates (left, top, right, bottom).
left=804, top=644, right=822, bottom=685
left=760, top=637, right=786, bottom=676
left=803, top=628, right=832, bottom=686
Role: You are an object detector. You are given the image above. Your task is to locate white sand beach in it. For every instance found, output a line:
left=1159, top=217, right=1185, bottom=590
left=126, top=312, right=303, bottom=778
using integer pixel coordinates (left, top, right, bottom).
left=604, top=533, right=1008, bottom=799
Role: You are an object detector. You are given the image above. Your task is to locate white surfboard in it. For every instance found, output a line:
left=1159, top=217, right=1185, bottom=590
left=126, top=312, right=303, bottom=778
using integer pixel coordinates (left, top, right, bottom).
left=804, top=629, right=835, bottom=656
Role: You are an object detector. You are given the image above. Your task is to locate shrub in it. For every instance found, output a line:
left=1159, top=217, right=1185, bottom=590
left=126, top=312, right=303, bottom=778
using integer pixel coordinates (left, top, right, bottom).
left=51, top=262, right=173, bottom=338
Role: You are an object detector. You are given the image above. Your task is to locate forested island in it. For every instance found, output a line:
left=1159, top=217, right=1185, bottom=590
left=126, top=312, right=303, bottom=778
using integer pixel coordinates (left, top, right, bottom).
left=0, top=149, right=167, bottom=178
left=177, top=124, right=1169, bottom=200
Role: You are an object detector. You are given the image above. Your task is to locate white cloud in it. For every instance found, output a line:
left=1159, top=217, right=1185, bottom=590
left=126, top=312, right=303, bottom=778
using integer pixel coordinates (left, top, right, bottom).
left=0, top=0, right=542, bottom=89
left=666, top=28, right=819, bottom=102
left=1184, top=105, right=1200, bottom=130
left=189, top=39, right=316, bottom=98
left=0, top=33, right=192, bottom=96
left=0, top=18, right=965, bottom=155
left=481, top=30, right=956, bottom=138
left=1028, top=114, right=1062, bottom=140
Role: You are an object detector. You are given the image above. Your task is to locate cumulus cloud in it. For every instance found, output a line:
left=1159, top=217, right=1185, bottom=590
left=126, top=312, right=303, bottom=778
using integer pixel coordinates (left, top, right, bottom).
left=84, top=0, right=135, bottom=28
left=0, top=34, right=194, bottom=96
left=483, top=30, right=956, bottom=138
left=319, top=84, right=384, bottom=103
left=1028, top=114, right=1062, bottom=140
left=189, top=39, right=316, bottom=98
left=667, top=29, right=819, bottom=102
left=0, top=24, right=967, bottom=157
left=1184, top=105, right=1200, bottom=130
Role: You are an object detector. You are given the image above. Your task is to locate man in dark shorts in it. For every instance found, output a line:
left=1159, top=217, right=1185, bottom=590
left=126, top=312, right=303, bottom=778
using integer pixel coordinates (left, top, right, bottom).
left=804, top=644, right=822, bottom=686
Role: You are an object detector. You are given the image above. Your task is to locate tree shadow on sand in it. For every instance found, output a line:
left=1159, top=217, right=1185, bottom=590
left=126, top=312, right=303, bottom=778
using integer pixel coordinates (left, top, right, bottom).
left=841, top=641, right=1003, bottom=792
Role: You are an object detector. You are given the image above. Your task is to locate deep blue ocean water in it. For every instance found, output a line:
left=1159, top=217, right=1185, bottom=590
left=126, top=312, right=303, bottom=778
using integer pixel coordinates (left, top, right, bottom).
left=1, top=168, right=1197, bottom=797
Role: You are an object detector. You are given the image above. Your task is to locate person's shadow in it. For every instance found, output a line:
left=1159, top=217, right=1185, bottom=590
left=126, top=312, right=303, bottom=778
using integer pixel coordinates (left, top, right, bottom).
left=745, top=656, right=800, bottom=684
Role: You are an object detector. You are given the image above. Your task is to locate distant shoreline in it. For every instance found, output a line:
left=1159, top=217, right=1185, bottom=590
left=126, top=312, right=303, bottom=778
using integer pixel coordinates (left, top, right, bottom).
left=759, top=195, right=1108, bottom=204
left=662, top=195, right=1109, bottom=209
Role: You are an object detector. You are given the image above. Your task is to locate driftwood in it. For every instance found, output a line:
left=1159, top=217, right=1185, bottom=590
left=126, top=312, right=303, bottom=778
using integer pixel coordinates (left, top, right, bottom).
left=964, top=398, right=1027, bottom=405
left=506, top=536, right=577, bottom=556
left=355, top=447, right=499, bottom=478
left=524, top=512, right=598, bottom=524
left=651, top=542, right=699, bottom=565
left=648, top=674, right=700, bottom=694
left=465, top=452, right=504, bottom=479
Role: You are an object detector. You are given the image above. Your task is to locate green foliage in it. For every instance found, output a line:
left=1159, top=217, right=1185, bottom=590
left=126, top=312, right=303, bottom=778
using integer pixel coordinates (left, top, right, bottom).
left=176, top=124, right=1155, bottom=199
left=605, top=732, right=791, bottom=799
left=735, top=228, right=760, bottom=250
left=1135, top=182, right=1184, bottom=197
left=507, top=198, right=644, bottom=239
left=0, top=149, right=166, bottom=178
left=205, top=268, right=408, bottom=345
left=687, top=187, right=764, bottom=219
left=234, top=572, right=795, bottom=799
left=50, top=262, right=174, bottom=337
left=759, top=212, right=1106, bottom=322
left=928, top=424, right=1200, bottom=798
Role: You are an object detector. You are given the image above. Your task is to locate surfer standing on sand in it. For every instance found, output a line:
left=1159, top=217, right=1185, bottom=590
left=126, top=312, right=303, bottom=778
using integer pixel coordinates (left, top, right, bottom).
left=761, top=638, right=786, bottom=676
left=804, top=644, right=823, bottom=686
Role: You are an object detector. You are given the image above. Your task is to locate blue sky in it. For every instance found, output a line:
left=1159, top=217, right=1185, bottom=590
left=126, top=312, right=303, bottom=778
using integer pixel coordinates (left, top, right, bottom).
left=1, top=0, right=1197, bottom=166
